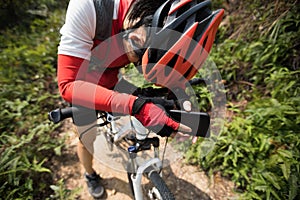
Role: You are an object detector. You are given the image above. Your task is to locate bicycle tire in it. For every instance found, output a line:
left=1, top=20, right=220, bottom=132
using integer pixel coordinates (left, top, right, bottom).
left=148, top=171, right=175, bottom=200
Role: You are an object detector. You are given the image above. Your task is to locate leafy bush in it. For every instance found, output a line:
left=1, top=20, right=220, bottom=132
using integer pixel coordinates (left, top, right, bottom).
left=0, top=0, right=68, bottom=28
left=0, top=9, right=68, bottom=199
left=48, top=179, right=82, bottom=200
left=187, top=1, right=300, bottom=199
left=197, top=73, right=300, bottom=199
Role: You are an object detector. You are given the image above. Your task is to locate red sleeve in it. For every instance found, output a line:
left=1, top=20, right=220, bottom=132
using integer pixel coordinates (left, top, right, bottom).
left=57, top=54, right=136, bottom=114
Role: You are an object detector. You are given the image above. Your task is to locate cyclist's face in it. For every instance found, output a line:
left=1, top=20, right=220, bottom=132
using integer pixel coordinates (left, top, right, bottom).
left=123, top=25, right=148, bottom=62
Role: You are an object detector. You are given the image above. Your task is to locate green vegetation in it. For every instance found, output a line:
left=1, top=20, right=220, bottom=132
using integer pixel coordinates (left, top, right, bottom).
left=187, top=0, right=300, bottom=199
left=0, top=1, right=75, bottom=199
left=0, top=0, right=299, bottom=199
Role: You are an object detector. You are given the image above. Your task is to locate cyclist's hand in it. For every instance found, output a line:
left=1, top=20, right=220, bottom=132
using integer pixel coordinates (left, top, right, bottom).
left=143, top=98, right=176, bottom=110
left=132, top=98, right=191, bottom=137
left=133, top=86, right=192, bottom=112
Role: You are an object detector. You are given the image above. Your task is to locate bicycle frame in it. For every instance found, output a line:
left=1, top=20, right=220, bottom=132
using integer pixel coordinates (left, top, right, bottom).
left=131, top=158, right=162, bottom=200
left=48, top=78, right=212, bottom=199
left=104, top=112, right=167, bottom=200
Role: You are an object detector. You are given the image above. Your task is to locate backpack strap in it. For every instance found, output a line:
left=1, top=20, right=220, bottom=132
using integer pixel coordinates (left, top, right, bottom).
left=93, top=0, right=114, bottom=40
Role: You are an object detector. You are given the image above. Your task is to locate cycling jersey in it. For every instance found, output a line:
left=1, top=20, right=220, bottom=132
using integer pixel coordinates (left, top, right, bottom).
left=57, top=0, right=137, bottom=113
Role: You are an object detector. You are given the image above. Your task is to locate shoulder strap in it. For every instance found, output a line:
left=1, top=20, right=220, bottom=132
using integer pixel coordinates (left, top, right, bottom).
left=93, top=0, right=114, bottom=40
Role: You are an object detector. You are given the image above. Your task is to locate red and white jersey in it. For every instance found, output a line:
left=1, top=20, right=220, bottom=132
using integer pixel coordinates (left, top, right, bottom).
left=58, top=0, right=132, bottom=61
left=57, top=0, right=137, bottom=113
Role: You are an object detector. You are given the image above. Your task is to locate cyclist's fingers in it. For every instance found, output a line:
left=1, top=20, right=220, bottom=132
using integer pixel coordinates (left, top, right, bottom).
left=171, top=132, right=190, bottom=141
left=169, top=132, right=188, bottom=138
left=177, top=123, right=192, bottom=133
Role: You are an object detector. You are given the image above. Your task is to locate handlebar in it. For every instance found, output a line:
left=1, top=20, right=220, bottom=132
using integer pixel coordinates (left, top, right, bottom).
left=48, top=107, right=210, bottom=137
left=48, top=107, right=79, bottom=124
left=48, top=106, right=99, bottom=126
left=48, top=78, right=210, bottom=137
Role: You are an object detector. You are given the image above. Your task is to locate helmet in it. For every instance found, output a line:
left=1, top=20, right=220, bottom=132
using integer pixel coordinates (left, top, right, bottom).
left=141, top=0, right=224, bottom=88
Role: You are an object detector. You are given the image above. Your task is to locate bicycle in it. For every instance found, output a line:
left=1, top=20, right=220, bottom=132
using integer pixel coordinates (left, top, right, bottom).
left=48, top=78, right=210, bottom=200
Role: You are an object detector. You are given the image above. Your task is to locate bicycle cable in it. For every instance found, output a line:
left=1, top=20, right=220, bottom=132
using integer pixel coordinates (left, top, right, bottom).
left=160, top=136, right=169, bottom=173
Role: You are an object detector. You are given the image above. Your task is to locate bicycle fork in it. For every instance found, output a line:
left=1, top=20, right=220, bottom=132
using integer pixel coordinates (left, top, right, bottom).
left=128, top=146, right=162, bottom=200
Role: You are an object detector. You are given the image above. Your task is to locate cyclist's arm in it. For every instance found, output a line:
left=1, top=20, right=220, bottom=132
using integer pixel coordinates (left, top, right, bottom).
left=57, top=54, right=136, bottom=114
left=57, top=0, right=137, bottom=114
left=56, top=0, right=190, bottom=135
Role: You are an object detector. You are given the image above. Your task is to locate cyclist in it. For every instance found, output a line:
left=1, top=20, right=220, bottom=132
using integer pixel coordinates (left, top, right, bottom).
left=57, top=0, right=223, bottom=198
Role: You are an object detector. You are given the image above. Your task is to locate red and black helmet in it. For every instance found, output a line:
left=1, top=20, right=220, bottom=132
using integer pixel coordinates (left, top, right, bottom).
left=141, top=0, right=224, bottom=88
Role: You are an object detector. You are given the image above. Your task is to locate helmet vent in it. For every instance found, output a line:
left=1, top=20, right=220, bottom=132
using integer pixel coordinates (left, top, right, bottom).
left=202, top=35, right=208, bottom=49
left=165, top=54, right=179, bottom=76
left=183, top=65, right=194, bottom=78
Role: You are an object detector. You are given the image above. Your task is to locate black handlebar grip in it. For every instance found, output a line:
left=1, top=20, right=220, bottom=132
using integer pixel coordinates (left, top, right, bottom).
left=48, top=107, right=74, bottom=124
left=48, top=106, right=97, bottom=126
left=60, top=107, right=77, bottom=118
left=48, top=108, right=62, bottom=124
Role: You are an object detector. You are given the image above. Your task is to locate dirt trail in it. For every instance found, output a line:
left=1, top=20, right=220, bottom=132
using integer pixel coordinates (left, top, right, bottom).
left=53, top=120, right=236, bottom=200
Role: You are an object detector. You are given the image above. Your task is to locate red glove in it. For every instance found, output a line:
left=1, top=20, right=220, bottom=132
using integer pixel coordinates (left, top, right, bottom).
left=132, top=98, right=179, bottom=137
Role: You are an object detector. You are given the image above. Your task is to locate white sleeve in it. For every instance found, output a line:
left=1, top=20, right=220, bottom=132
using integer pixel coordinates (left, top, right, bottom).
left=58, top=0, right=96, bottom=60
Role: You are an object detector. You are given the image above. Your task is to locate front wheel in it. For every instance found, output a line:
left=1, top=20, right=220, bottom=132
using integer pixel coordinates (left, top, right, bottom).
left=147, top=171, right=175, bottom=200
